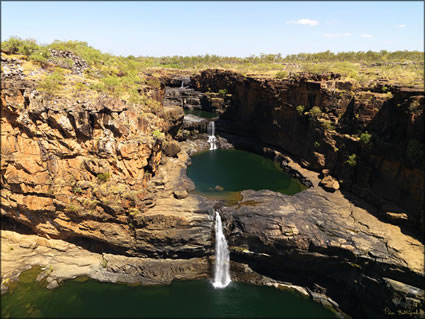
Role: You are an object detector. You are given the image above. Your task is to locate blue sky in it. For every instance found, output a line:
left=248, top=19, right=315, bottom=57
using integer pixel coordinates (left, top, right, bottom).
left=1, top=1, right=424, bottom=57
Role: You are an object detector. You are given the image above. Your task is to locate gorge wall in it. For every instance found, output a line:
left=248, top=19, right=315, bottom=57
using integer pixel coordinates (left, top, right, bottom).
left=191, top=70, right=425, bottom=234
left=1, top=75, right=213, bottom=261
left=1, top=56, right=424, bottom=318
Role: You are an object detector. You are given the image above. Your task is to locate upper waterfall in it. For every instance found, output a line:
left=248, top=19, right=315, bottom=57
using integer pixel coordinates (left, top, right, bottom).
left=207, top=121, right=217, bottom=150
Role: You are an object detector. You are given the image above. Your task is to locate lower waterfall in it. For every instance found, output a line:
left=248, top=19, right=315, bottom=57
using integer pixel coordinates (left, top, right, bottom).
left=212, top=211, right=231, bottom=288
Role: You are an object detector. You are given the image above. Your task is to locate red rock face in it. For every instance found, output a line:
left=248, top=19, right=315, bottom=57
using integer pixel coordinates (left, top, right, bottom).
left=192, top=70, right=425, bottom=232
left=1, top=79, right=165, bottom=245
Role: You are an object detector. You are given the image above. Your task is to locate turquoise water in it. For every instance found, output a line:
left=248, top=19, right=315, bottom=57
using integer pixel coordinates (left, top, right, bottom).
left=187, top=149, right=306, bottom=198
left=184, top=109, right=218, bottom=119
left=1, top=277, right=336, bottom=318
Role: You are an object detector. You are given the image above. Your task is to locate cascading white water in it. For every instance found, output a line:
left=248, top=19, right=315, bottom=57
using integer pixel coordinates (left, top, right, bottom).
left=180, top=80, right=184, bottom=88
left=212, top=211, right=231, bottom=288
left=207, top=121, right=217, bottom=150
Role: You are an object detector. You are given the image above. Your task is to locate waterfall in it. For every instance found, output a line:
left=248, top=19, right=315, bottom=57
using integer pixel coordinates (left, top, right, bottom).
left=180, top=80, right=184, bottom=88
left=207, top=121, right=217, bottom=150
left=212, top=211, right=231, bottom=288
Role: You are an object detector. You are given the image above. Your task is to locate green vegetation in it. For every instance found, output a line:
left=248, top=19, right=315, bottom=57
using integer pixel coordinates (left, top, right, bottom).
left=38, top=68, right=65, bottom=95
left=360, top=131, right=372, bottom=144
left=2, top=37, right=423, bottom=88
left=408, top=100, right=421, bottom=112
left=129, top=208, right=140, bottom=216
left=275, top=70, right=288, bottom=79
left=100, top=257, right=108, bottom=268
left=407, top=139, right=424, bottom=166
left=346, top=153, right=357, bottom=167
left=96, top=172, right=110, bottom=182
left=82, top=199, right=98, bottom=209
left=1, top=37, right=39, bottom=56
left=71, top=185, right=83, bottom=194
left=152, top=130, right=164, bottom=141
left=313, top=141, right=320, bottom=149
left=320, top=121, right=335, bottom=131
left=218, top=88, right=228, bottom=96
left=296, top=105, right=304, bottom=116
left=65, top=204, right=81, bottom=213
left=310, top=106, right=322, bottom=117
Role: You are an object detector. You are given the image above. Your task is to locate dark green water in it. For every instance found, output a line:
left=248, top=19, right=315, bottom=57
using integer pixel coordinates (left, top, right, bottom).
left=1, top=278, right=336, bottom=318
left=187, top=149, right=306, bottom=198
left=184, top=109, right=218, bottom=119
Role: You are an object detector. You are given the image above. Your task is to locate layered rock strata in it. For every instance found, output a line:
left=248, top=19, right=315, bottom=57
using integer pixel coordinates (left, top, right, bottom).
left=1, top=60, right=424, bottom=318
left=191, top=70, right=425, bottom=234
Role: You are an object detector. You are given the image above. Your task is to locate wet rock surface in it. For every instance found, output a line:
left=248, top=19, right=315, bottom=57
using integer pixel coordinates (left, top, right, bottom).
left=221, top=187, right=424, bottom=318
left=1, top=230, right=211, bottom=294
left=192, top=69, right=425, bottom=235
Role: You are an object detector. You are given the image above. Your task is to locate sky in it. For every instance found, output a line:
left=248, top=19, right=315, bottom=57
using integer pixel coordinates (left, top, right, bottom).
left=1, top=1, right=424, bottom=57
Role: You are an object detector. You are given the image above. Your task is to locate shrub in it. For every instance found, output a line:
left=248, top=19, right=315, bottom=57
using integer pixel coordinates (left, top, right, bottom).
left=408, top=100, right=420, bottom=112
left=101, top=75, right=122, bottom=97
left=310, top=106, right=322, bottom=117
left=296, top=105, right=304, bottom=116
left=152, top=130, right=164, bottom=140
left=218, top=88, right=228, bottom=96
left=276, top=71, right=288, bottom=79
left=1, top=36, right=24, bottom=54
left=48, top=40, right=103, bottom=66
left=321, top=121, right=335, bottom=131
left=346, top=153, right=357, bottom=166
left=360, top=131, right=372, bottom=144
left=314, top=141, right=320, bottom=149
left=1, top=37, right=37, bottom=56
left=66, top=204, right=81, bottom=213
left=146, top=79, right=160, bottom=88
left=100, top=258, right=108, bottom=268
left=29, top=47, right=50, bottom=66
left=73, top=81, right=87, bottom=94
left=129, top=208, right=139, bottom=216
left=71, top=185, right=83, bottom=194
left=96, top=172, right=110, bottom=182
left=38, top=68, right=65, bottom=95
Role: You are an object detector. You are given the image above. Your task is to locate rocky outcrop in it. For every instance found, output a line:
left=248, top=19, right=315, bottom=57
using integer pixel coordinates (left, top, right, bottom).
left=191, top=69, right=425, bottom=234
left=1, top=56, right=24, bottom=80
left=0, top=77, right=214, bottom=260
left=163, top=76, right=229, bottom=114
left=200, top=91, right=231, bottom=113
left=319, top=175, right=340, bottom=192
left=221, top=187, right=424, bottom=318
left=163, top=86, right=203, bottom=110
left=1, top=229, right=211, bottom=293
left=48, top=49, right=88, bottom=75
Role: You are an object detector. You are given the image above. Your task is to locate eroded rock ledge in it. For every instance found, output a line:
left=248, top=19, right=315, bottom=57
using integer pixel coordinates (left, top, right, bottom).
left=191, top=69, right=424, bottom=234
left=1, top=66, right=424, bottom=318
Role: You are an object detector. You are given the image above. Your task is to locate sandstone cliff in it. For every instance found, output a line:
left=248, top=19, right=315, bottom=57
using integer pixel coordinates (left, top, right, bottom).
left=1, top=54, right=424, bottom=318
left=1, top=55, right=212, bottom=260
left=191, top=70, right=425, bottom=234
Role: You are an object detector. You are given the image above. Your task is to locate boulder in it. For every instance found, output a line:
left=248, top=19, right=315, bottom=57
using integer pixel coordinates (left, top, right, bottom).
left=173, top=189, right=188, bottom=199
left=386, top=212, right=408, bottom=223
left=319, top=175, right=340, bottom=192
left=164, top=141, right=181, bottom=157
